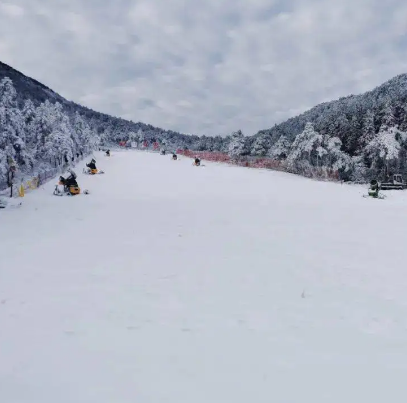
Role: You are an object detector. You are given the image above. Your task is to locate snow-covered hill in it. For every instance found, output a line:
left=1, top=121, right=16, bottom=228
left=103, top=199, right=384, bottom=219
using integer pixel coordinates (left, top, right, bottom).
left=1, top=151, right=407, bottom=402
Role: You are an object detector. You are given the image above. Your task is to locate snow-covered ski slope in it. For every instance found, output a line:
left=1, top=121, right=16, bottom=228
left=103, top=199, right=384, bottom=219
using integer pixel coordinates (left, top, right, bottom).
left=1, top=150, right=407, bottom=403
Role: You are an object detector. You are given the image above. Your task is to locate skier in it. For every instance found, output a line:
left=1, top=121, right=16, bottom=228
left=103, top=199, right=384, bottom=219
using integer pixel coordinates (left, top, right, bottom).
left=172, top=153, right=178, bottom=160
left=105, top=149, right=110, bottom=157
left=193, top=157, right=201, bottom=166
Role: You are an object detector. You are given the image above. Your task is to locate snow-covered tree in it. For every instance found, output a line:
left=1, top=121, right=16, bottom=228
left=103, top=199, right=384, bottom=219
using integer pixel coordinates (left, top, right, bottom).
left=251, top=133, right=271, bottom=156
left=345, top=115, right=363, bottom=155
left=197, top=135, right=211, bottom=151
left=358, top=110, right=376, bottom=151
left=328, top=113, right=350, bottom=144
left=381, top=102, right=396, bottom=131
left=365, top=125, right=402, bottom=177
left=99, top=125, right=112, bottom=146
left=0, top=78, right=26, bottom=173
left=324, top=136, right=352, bottom=173
left=287, top=122, right=324, bottom=167
left=22, top=99, right=37, bottom=159
left=22, top=99, right=36, bottom=130
left=31, top=100, right=55, bottom=163
left=364, top=102, right=401, bottom=176
left=399, top=105, right=407, bottom=133
left=128, top=131, right=137, bottom=142
left=228, top=130, right=246, bottom=158
left=39, top=103, right=72, bottom=167
left=268, top=135, right=290, bottom=160
left=73, top=111, right=98, bottom=154
left=137, top=129, right=145, bottom=147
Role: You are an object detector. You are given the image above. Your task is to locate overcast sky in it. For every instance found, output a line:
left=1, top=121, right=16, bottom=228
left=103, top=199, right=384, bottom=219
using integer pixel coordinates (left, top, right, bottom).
left=1, top=0, right=407, bottom=136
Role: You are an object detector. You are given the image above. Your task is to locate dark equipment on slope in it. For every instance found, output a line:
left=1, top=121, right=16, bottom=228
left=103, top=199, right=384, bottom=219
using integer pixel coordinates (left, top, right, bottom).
left=364, top=179, right=385, bottom=199
left=368, top=180, right=380, bottom=198
left=84, top=159, right=104, bottom=174
left=54, top=170, right=83, bottom=196
left=86, top=159, right=97, bottom=174
left=380, top=174, right=407, bottom=190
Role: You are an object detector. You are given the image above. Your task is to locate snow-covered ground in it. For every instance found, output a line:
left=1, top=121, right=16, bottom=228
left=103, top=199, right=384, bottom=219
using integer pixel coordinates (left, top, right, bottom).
left=1, top=150, right=407, bottom=402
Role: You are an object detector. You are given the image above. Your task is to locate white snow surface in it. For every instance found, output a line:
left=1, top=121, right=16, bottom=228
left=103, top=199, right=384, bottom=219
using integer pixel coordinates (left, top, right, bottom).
left=1, top=150, right=407, bottom=402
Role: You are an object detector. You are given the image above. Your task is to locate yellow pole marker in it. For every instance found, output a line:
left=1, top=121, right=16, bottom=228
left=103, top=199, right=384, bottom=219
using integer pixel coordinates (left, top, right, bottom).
left=19, top=184, right=25, bottom=197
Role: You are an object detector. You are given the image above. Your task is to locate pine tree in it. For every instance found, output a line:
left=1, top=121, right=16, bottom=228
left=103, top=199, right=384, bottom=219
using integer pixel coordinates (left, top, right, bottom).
left=380, top=102, right=396, bottom=131
left=40, top=103, right=70, bottom=167
left=197, top=136, right=210, bottom=151
left=287, top=122, right=324, bottom=167
left=22, top=99, right=37, bottom=158
left=358, top=110, right=376, bottom=151
left=251, top=133, right=271, bottom=156
left=400, top=105, right=407, bottom=133
left=228, top=130, right=246, bottom=158
left=328, top=113, right=350, bottom=142
left=138, top=129, right=145, bottom=147
left=345, top=115, right=362, bottom=155
left=128, top=131, right=137, bottom=145
left=73, top=111, right=98, bottom=154
left=365, top=123, right=401, bottom=178
left=324, top=136, right=351, bottom=173
left=268, top=136, right=290, bottom=160
left=32, top=100, right=55, bottom=163
left=0, top=78, right=26, bottom=175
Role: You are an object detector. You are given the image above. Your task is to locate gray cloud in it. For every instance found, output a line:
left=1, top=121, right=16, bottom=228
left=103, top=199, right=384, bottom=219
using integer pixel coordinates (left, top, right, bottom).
left=1, top=0, right=407, bottom=136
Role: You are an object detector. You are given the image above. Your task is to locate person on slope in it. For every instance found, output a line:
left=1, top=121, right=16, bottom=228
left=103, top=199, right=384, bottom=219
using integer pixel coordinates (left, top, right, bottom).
left=172, top=152, right=178, bottom=160
left=105, top=149, right=110, bottom=157
left=194, top=156, right=201, bottom=166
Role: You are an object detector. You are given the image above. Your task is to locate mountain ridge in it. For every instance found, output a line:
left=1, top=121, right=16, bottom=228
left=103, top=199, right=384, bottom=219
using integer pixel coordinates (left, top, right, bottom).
left=0, top=61, right=195, bottom=144
left=255, top=73, right=407, bottom=151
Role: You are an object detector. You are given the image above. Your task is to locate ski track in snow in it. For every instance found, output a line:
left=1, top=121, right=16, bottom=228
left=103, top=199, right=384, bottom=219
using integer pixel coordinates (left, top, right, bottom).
left=1, top=150, right=407, bottom=402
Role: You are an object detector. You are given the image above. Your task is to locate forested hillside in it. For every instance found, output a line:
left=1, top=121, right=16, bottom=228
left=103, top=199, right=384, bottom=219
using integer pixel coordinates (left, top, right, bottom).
left=0, top=62, right=197, bottom=190
left=201, top=74, right=407, bottom=182
left=0, top=62, right=197, bottom=156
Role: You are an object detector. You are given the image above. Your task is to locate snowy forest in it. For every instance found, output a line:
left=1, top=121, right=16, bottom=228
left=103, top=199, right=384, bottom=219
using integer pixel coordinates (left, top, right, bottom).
left=0, top=77, right=98, bottom=190
left=0, top=75, right=196, bottom=190
left=204, top=73, right=407, bottom=182
left=0, top=61, right=199, bottom=191
left=2, top=59, right=407, bottom=188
